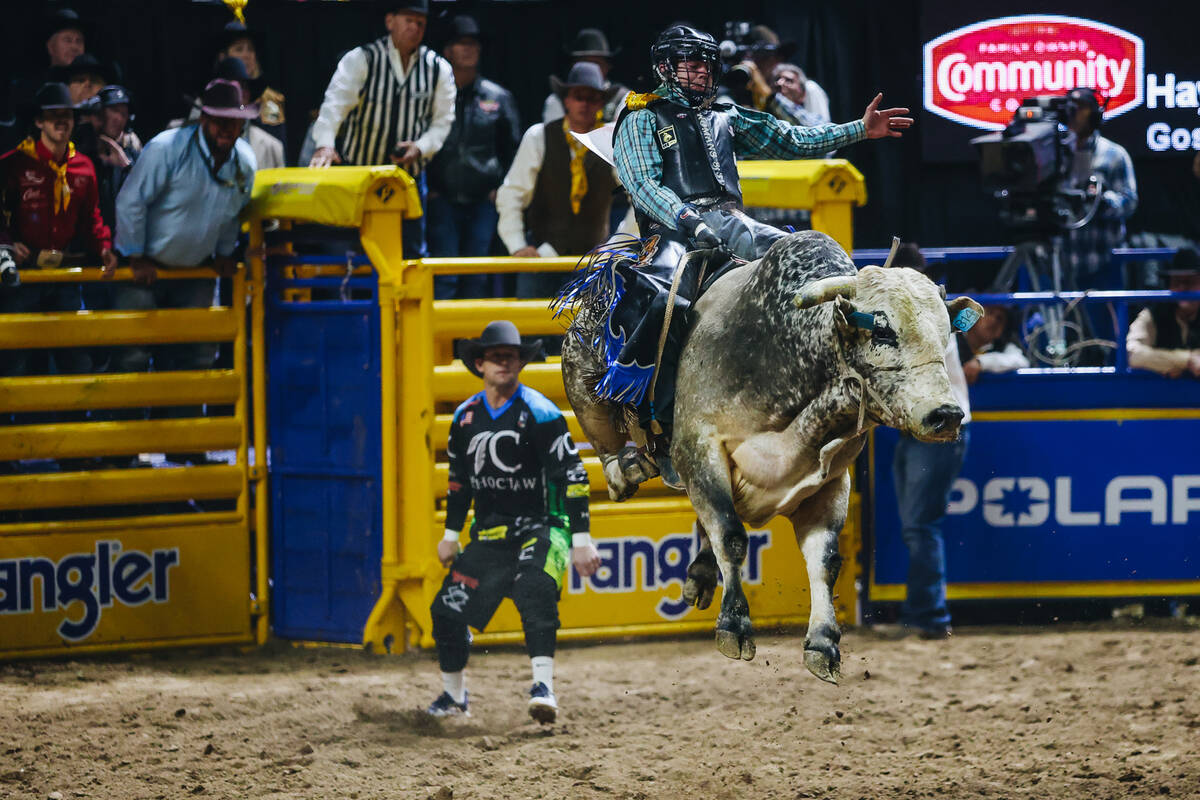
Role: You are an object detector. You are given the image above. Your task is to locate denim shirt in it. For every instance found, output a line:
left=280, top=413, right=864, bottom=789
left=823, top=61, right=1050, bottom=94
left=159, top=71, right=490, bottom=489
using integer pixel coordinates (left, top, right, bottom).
left=115, top=124, right=257, bottom=267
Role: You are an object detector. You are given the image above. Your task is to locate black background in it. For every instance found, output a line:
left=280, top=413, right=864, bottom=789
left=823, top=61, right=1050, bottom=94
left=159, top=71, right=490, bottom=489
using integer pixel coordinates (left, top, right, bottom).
left=5, top=0, right=1200, bottom=258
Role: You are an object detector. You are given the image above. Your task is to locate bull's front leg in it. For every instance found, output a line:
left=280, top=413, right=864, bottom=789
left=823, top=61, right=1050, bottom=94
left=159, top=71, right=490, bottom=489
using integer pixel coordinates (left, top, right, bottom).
left=677, top=434, right=755, bottom=661
left=788, top=471, right=851, bottom=684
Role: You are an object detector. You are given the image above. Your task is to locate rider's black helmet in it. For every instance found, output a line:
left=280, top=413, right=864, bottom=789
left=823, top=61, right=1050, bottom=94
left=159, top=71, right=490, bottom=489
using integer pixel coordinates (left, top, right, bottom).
left=651, top=25, right=721, bottom=108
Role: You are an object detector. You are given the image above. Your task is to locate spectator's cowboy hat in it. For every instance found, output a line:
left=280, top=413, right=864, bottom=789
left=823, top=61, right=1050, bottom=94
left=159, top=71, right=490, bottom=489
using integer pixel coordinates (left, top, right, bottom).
left=199, top=78, right=259, bottom=119
left=1165, top=247, right=1200, bottom=276
left=50, top=53, right=110, bottom=87
left=550, top=62, right=619, bottom=102
left=445, top=15, right=483, bottom=46
left=32, top=83, right=74, bottom=112
left=458, top=321, right=545, bottom=378
left=42, top=7, right=91, bottom=43
left=217, top=20, right=266, bottom=56
left=567, top=28, right=618, bottom=59
left=383, top=0, right=429, bottom=15
left=746, top=25, right=798, bottom=60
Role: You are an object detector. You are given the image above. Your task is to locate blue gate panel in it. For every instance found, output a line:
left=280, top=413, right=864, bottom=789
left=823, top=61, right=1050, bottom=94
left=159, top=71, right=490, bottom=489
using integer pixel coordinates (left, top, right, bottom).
left=267, top=285, right=383, bottom=643
left=872, top=420, right=1200, bottom=587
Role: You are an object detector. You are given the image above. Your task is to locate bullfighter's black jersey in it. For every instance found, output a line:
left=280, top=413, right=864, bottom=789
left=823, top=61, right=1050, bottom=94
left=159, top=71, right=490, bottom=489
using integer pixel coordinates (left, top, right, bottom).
left=445, top=385, right=590, bottom=542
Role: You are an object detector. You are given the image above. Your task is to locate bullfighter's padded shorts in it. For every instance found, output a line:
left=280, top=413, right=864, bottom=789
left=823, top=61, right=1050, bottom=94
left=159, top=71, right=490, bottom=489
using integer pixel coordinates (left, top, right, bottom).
left=430, top=526, right=569, bottom=632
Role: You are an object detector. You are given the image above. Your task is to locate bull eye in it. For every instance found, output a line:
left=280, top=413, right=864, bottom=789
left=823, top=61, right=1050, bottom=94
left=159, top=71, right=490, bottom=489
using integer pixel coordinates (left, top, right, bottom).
left=872, top=311, right=898, bottom=347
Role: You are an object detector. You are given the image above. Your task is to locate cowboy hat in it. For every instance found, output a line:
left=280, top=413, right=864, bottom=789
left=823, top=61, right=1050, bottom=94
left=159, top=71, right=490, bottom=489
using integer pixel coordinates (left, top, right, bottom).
left=457, top=320, right=544, bottom=378
left=549, top=62, right=619, bottom=102
left=567, top=28, right=618, bottom=58
left=199, top=78, right=258, bottom=119
left=1165, top=247, right=1200, bottom=277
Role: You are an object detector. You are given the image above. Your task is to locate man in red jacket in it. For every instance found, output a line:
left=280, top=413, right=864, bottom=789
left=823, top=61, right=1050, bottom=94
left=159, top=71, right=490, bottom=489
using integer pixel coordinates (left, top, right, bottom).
left=0, top=82, right=116, bottom=377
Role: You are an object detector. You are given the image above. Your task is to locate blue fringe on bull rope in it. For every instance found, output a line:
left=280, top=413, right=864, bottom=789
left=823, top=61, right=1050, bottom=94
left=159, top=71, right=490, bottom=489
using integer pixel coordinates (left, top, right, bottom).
left=551, top=235, right=656, bottom=405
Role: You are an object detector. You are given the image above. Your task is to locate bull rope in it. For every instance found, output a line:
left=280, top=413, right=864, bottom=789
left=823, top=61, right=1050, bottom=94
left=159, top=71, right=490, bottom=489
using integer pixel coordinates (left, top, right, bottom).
left=646, top=249, right=710, bottom=436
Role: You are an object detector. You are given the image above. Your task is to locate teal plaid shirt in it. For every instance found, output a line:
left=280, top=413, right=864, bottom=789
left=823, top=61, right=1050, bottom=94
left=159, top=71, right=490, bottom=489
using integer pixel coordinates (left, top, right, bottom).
left=614, top=84, right=866, bottom=229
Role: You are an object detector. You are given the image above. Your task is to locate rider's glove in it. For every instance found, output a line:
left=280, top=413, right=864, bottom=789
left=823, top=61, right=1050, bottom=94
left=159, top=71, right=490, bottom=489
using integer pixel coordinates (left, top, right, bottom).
left=676, top=205, right=724, bottom=250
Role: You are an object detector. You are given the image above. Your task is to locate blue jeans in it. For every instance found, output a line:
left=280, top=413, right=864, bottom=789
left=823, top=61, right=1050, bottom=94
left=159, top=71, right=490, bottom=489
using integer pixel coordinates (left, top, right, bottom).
left=892, top=426, right=969, bottom=631
left=403, top=171, right=429, bottom=261
left=426, top=194, right=498, bottom=299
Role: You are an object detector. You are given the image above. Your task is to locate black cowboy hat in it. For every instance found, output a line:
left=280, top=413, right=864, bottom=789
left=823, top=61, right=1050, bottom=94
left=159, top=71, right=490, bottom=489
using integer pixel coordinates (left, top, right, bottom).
left=1165, top=247, right=1200, bottom=277
left=383, top=0, right=429, bottom=15
left=457, top=320, right=544, bottom=378
left=50, top=53, right=109, bottom=85
left=33, top=82, right=74, bottom=111
left=746, top=24, right=798, bottom=60
left=43, top=7, right=91, bottom=42
left=445, top=15, right=482, bottom=45
left=567, top=28, right=618, bottom=59
left=549, top=62, right=619, bottom=101
left=216, top=20, right=266, bottom=57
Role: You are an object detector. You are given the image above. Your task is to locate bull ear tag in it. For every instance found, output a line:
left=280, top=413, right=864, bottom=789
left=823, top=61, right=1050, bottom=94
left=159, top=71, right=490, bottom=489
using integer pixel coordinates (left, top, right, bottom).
left=952, top=306, right=981, bottom=333
left=847, top=311, right=875, bottom=331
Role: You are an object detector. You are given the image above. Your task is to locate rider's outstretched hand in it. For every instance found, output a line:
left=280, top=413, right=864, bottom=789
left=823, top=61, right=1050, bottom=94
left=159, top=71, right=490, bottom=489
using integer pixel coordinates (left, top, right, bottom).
left=862, top=93, right=913, bottom=139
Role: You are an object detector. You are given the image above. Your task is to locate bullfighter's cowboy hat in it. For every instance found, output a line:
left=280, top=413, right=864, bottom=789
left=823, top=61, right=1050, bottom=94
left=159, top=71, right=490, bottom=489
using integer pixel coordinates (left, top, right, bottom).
left=458, top=320, right=544, bottom=378
left=199, top=78, right=259, bottom=119
left=549, top=62, right=620, bottom=102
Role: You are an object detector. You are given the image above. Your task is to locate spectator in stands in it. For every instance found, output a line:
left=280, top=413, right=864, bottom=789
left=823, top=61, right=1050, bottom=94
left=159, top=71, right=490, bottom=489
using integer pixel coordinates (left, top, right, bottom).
left=93, top=85, right=142, bottom=234
left=768, top=64, right=830, bottom=126
left=961, top=304, right=1030, bottom=383
left=45, top=9, right=88, bottom=70
left=879, top=243, right=969, bottom=640
left=1061, top=87, right=1137, bottom=290
left=309, top=0, right=454, bottom=258
left=216, top=20, right=288, bottom=150
left=747, top=25, right=831, bottom=122
left=53, top=53, right=108, bottom=107
left=109, top=78, right=257, bottom=463
left=541, top=28, right=629, bottom=124
left=426, top=15, right=520, bottom=300
left=0, top=83, right=116, bottom=377
left=1127, top=247, right=1200, bottom=379
left=497, top=63, right=620, bottom=300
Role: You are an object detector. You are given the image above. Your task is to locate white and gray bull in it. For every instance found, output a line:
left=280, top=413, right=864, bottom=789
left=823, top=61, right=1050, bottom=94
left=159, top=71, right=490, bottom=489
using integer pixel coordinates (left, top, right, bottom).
left=562, top=230, right=982, bottom=683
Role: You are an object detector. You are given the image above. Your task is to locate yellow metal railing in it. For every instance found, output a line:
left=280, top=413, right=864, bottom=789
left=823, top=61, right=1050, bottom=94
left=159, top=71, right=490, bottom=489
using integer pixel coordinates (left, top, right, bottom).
left=0, top=266, right=257, bottom=659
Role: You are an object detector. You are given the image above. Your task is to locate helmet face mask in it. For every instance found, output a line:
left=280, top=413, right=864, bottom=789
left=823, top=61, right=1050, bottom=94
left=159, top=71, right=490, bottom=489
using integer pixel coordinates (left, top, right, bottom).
left=652, top=26, right=721, bottom=108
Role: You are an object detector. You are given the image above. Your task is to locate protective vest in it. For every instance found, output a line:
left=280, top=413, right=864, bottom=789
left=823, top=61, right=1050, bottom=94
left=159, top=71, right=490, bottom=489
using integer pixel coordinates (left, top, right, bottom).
left=616, top=97, right=742, bottom=230
left=525, top=119, right=617, bottom=256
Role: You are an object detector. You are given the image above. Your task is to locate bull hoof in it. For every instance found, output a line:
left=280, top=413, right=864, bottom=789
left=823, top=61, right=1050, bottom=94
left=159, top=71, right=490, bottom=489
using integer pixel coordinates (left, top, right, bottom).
left=602, top=455, right=639, bottom=503
left=803, top=648, right=841, bottom=684
left=682, top=552, right=719, bottom=610
left=715, top=629, right=756, bottom=661
left=804, top=623, right=842, bottom=684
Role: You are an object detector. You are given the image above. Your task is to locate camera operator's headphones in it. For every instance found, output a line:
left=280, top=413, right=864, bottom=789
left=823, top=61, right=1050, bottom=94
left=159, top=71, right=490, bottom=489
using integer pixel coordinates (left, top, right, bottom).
left=1066, top=87, right=1108, bottom=135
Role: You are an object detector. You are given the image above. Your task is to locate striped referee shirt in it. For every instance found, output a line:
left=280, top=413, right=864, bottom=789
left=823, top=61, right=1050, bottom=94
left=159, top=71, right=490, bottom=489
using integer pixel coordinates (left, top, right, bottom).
left=614, top=84, right=865, bottom=229
left=312, top=36, right=455, bottom=170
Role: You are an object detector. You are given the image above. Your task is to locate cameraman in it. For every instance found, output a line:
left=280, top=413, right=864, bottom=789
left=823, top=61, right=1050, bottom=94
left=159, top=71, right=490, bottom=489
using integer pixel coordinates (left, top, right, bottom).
left=1062, top=87, right=1137, bottom=290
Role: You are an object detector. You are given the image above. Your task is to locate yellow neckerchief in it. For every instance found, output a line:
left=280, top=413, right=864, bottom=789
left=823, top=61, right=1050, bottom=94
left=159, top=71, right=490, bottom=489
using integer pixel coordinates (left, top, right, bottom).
left=563, top=111, right=602, bottom=215
left=18, top=137, right=75, bottom=214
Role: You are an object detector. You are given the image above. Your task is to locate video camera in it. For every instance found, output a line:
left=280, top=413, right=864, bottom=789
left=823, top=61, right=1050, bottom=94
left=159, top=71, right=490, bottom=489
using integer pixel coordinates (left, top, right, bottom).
left=971, top=94, right=1102, bottom=232
left=0, top=246, right=19, bottom=289
left=717, top=21, right=756, bottom=106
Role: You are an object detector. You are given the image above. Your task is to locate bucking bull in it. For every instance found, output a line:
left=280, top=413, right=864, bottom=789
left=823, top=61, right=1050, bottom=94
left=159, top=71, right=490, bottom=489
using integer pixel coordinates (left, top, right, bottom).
left=561, top=230, right=983, bottom=683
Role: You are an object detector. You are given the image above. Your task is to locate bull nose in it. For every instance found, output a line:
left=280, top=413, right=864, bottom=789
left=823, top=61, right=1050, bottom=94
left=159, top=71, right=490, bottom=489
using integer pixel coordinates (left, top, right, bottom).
left=923, top=404, right=964, bottom=433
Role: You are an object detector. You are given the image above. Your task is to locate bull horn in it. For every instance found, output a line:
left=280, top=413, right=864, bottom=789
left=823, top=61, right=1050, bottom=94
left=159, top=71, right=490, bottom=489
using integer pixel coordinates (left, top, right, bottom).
left=793, top=276, right=859, bottom=310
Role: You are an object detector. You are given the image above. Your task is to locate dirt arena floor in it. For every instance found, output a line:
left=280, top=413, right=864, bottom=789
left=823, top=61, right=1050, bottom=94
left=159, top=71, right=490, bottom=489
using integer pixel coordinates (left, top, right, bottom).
left=1, top=621, right=1198, bottom=800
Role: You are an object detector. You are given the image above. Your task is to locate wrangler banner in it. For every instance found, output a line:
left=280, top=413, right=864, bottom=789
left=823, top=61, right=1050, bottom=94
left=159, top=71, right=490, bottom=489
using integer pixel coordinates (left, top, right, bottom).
left=0, top=524, right=252, bottom=657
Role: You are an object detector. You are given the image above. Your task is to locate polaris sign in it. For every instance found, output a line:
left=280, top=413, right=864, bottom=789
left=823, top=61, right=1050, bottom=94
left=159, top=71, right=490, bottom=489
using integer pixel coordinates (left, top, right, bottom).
left=871, top=420, right=1200, bottom=587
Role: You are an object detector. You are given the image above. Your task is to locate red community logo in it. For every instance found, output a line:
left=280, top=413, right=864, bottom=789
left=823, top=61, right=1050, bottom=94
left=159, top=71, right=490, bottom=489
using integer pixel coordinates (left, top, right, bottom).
left=923, top=14, right=1144, bottom=131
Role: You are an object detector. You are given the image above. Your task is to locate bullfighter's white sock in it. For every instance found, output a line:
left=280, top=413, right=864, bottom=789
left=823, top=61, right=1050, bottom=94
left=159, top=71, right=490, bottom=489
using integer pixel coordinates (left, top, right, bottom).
left=441, top=671, right=466, bottom=704
left=531, top=656, right=554, bottom=693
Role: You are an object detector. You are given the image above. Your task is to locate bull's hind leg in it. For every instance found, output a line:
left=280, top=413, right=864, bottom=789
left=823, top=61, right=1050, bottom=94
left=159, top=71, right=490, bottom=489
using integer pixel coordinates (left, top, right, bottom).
left=561, top=339, right=658, bottom=501
left=681, top=520, right=717, bottom=610
left=788, top=472, right=851, bottom=684
left=678, top=436, right=755, bottom=660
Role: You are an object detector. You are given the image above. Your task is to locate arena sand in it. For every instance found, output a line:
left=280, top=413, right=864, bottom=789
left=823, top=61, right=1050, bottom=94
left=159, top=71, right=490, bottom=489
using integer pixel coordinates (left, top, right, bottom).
left=1, top=622, right=1198, bottom=799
